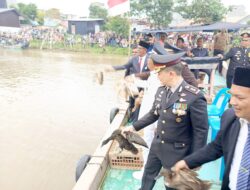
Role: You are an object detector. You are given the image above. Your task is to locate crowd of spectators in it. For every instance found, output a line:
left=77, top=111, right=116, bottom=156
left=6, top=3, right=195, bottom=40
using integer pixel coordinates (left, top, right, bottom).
left=0, top=27, right=133, bottom=49
left=0, top=26, right=240, bottom=51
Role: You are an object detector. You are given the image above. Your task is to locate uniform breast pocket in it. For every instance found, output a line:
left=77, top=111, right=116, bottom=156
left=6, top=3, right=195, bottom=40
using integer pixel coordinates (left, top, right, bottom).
left=174, top=142, right=186, bottom=149
left=173, top=143, right=190, bottom=158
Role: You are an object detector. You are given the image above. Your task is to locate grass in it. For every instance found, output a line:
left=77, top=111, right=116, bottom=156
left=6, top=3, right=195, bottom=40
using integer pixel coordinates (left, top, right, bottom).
left=29, top=39, right=130, bottom=56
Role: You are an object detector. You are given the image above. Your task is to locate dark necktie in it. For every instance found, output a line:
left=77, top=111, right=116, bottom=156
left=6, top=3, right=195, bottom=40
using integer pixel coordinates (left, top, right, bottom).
left=236, top=124, right=250, bottom=190
left=166, top=88, right=172, bottom=103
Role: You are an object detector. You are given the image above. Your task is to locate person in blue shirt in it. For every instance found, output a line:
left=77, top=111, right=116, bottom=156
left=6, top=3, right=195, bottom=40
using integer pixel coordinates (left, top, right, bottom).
left=144, top=33, right=154, bottom=53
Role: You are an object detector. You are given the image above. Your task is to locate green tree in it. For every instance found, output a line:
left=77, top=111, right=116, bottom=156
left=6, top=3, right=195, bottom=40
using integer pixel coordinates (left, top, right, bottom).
left=130, top=0, right=174, bottom=28
left=15, top=3, right=37, bottom=20
left=105, top=16, right=130, bottom=38
left=89, top=4, right=108, bottom=20
left=174, top=0, right=229, bottom=24
left=36, top=10, right=45, bottom=25
left=45, top=8, right=60, bottom=19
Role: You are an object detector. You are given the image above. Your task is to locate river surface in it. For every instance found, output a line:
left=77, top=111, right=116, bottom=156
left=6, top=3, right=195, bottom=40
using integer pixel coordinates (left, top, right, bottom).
left=0, top=49, right=127, bottom=190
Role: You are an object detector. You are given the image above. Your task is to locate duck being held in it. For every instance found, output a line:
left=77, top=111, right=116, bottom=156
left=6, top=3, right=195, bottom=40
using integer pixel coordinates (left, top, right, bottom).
left=101, top=129, right=148, bottom=154
left=155, top=168, right=211, bottom=190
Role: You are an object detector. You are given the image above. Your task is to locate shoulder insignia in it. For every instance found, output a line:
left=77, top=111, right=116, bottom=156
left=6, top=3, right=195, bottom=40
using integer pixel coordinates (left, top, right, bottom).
left=178, top=86, right=183, bottom=92
left=184, top=85, right=200, bottom=95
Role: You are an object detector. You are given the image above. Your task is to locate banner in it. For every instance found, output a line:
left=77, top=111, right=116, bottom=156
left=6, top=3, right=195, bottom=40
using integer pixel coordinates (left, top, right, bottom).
left=107, top=0, right=130, bottom=16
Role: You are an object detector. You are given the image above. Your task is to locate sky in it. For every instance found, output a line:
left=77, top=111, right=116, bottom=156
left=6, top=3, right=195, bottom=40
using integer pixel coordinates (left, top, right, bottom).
left=14, top=0, right=107, bottom=16
left=14, top=0, right=250, bottom=17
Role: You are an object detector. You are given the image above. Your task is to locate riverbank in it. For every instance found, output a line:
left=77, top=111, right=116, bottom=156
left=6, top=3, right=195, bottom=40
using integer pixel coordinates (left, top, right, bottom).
left=29, top=39, right=130, bottom=56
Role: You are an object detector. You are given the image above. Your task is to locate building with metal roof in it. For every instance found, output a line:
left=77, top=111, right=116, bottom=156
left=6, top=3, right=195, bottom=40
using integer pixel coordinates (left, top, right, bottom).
left=68, top=18, right=104, bottom=35
left=0, top=8, right=21, bottom=27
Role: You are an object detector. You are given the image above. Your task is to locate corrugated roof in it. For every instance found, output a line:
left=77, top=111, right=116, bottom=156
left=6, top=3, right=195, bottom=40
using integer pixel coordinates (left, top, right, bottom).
left=0, top=8, right=21, bottom=16
left=68, top=18, right=104, bottom=22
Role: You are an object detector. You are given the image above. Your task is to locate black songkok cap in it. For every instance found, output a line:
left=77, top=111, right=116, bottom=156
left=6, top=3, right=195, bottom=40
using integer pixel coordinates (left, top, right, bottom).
left=139, top=40, right=150, bottom=50
left=233, top=67, right=250, bottom=88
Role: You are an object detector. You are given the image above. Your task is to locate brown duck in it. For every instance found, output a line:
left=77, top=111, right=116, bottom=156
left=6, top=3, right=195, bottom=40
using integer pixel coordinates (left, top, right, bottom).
left=101, top=129, right=148, bottom=154
left=156, top=168, right=211, bottom=190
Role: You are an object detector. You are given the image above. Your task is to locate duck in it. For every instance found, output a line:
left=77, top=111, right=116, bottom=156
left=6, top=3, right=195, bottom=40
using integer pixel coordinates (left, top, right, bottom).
left=156, top=168, right=211, bottom=190
left=101, top=129, right=148, bottom=154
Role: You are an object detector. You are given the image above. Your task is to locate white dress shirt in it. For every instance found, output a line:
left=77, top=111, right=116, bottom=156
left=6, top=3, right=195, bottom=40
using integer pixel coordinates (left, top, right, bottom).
left=139, top=55, right=146, bottom=73
left=170, top=78, right=184, bottom=94
left=229, top=118, right=249, bottom=190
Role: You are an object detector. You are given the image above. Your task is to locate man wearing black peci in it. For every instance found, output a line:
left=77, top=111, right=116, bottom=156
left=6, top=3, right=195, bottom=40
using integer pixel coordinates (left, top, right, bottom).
left=173, top=66, right=250, bottom=190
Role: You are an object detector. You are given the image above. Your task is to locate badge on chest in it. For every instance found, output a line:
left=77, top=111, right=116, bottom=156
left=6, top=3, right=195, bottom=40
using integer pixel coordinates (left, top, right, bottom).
left=172, top=103, right=187, bottom=117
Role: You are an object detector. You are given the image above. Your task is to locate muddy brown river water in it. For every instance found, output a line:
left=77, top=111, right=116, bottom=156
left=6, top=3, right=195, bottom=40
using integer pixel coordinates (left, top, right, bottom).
left=0, top=49, right=127, bottom=190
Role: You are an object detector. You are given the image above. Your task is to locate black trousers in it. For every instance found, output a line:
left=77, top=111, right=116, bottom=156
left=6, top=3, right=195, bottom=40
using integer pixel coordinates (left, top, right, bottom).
left=139, top=147, right=175, bottom=190
left=226, top=74, right=233, bottom=88
left=213, top=49, right=224, bottom=74
left=191, top=69, right=211, bottom=82
left=128, top=96, right=140, bottom=123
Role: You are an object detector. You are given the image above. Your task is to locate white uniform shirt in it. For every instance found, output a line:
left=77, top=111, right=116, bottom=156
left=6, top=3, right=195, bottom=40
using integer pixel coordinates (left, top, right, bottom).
left=134, top=72, right=161, bottom=165
left=136, top=72, right=161, bottom=118
left=229, top=118, right=249, bottom=190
